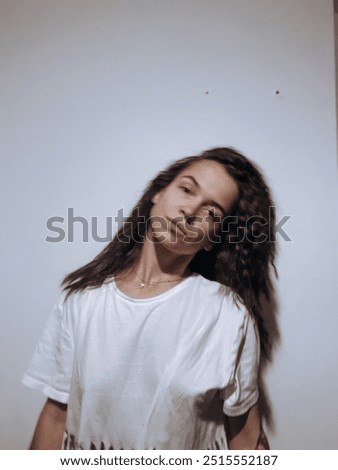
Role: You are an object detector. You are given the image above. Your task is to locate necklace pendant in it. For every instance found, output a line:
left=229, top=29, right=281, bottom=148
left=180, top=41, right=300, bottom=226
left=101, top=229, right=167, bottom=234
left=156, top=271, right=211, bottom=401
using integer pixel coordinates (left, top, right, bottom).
left=140, top=283, right=145, bottom=289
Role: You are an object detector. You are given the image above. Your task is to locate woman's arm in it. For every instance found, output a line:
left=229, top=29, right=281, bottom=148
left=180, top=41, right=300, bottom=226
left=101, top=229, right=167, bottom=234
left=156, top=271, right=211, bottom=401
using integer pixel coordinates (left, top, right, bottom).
left=225, top=404, right=269, bottom=450
left=29, top=398, right=67, bottom=449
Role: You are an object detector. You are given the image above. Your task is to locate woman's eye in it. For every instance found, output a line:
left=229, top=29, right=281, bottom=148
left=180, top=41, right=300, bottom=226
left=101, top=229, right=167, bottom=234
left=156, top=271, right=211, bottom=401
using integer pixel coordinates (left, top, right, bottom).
left=181, top=186, right=191, bottom=193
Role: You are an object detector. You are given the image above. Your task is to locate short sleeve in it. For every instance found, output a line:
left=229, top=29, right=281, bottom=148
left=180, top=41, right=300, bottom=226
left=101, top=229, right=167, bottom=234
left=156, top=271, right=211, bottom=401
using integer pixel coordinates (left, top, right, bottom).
left=221, top=312, right=260, bottom=417
left=21, top=291, right=76, bottom=404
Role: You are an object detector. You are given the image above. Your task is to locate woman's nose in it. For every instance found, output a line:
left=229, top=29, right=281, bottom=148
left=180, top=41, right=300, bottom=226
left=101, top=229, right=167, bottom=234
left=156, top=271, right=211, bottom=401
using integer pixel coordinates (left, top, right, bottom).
left=179, top=205, right=198, bottom=224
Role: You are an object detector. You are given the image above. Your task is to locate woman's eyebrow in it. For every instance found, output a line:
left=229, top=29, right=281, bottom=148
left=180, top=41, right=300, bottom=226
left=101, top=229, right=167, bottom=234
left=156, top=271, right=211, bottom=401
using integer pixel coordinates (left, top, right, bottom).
left=180, top=175, right=199, bottom=186
left=180, top=175, right=226, bottom=215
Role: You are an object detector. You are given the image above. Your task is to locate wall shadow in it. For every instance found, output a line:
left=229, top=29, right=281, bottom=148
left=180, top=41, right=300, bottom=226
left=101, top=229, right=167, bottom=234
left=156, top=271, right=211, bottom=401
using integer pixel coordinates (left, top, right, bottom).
left=257, top=279, right=280, bottom=433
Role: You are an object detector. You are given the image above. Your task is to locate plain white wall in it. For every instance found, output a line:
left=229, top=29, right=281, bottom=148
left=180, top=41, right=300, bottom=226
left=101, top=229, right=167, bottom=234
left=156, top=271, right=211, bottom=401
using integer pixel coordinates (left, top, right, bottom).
left=1, top=0, right=337, bottom=449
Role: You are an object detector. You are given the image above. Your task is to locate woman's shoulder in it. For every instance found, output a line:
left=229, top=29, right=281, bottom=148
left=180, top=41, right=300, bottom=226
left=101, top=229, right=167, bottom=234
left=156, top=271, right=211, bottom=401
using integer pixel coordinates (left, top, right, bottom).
left=190, top=273, right=238, bottom=302
left=189, top=273, right=249, bottom=321
left=189, top=272, right=224, bottom=292
left=56, top=280, right=113, bottom=316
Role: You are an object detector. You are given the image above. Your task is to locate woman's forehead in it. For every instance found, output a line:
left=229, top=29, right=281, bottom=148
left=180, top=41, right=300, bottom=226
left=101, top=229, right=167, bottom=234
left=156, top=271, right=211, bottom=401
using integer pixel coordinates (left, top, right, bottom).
left=177, top=159, right=229, bottom=178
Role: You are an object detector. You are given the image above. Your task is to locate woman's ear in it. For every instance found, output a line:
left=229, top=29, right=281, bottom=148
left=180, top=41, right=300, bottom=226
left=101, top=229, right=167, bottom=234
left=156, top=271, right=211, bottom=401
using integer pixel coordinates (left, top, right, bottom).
left=151, top=192, right=161, bottom=204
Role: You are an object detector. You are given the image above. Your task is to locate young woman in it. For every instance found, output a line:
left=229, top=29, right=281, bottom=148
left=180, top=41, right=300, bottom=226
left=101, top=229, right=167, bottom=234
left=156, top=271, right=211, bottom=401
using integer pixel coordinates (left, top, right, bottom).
left=23, top=147, right=276, bottom=450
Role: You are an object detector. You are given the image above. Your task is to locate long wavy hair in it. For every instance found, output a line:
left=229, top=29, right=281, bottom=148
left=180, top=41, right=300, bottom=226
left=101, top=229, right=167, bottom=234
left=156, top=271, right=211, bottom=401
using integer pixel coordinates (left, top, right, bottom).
left=61, top=147, right=277, bottom=354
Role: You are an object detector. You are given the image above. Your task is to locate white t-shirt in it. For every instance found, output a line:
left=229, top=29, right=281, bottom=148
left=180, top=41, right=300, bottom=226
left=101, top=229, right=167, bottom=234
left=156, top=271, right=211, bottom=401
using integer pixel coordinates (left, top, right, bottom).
left=22, top=273, right=260, bottom=450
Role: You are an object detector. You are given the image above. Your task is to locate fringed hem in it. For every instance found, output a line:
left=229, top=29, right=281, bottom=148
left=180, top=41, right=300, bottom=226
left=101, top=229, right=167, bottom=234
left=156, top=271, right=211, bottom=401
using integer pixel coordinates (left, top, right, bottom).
left=63, top=430, right=227, bottom=450
left=63, top=431, right=156, bottom=450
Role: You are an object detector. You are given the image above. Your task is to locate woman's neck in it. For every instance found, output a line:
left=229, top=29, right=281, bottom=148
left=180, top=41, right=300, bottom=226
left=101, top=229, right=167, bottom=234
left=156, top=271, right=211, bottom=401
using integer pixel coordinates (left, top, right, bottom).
left=133, top=239, right=193, bottom=283
left=114, top=239, right=194, bottom=299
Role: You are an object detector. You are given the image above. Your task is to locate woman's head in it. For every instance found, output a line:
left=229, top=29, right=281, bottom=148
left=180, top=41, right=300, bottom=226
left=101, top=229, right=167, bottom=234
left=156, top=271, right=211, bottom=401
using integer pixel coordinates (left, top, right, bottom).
left=147, top=158, right=239, bottom=257
left=132, top=147, right=275, bottom=271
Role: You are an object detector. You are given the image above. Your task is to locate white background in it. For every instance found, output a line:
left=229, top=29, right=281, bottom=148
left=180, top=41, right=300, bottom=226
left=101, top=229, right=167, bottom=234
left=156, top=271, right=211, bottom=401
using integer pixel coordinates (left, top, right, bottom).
left=1, top=0, right=337, bottom=449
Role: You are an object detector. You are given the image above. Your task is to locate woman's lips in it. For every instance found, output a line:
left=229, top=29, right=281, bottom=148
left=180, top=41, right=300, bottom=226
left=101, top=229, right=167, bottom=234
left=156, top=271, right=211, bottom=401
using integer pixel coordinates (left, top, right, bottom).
left=170, top=219, right=190, bottom=237
left=175, top=223, right=187, bottom=236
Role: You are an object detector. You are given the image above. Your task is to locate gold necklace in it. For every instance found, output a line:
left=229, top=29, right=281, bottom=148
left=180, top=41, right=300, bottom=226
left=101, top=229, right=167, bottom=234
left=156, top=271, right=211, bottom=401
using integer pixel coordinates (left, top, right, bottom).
left=133, top=270, right=184, bottom=289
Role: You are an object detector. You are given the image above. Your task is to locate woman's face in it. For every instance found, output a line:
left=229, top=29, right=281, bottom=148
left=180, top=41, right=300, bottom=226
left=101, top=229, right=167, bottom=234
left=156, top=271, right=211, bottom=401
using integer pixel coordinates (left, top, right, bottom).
left=148, top=159, right=239, bottom=256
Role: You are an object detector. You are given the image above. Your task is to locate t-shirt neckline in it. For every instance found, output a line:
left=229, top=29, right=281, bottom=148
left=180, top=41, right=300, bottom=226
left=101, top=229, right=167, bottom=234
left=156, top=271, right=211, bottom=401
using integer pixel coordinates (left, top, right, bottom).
left=110, top=273, right=198, bottom=303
